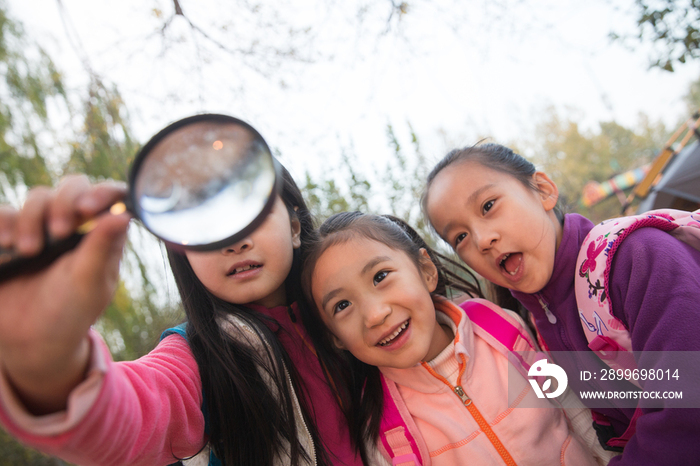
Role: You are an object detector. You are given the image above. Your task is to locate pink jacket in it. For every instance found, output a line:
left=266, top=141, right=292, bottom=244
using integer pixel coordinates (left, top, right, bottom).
left=379, top=298, right=598, bottom=465
left=0, top=329, right=206, bottom=465
left=0, top=303, right=371, bottom=465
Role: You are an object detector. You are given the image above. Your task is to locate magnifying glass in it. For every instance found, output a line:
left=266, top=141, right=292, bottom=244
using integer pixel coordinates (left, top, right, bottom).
left=0, top=113, right=280, bottom=281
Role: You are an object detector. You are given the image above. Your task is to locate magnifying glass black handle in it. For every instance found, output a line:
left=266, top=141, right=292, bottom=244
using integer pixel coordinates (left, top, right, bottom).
left=0, top=201, right=128, bottom=284
left=0, top=232, right=85, bottom=283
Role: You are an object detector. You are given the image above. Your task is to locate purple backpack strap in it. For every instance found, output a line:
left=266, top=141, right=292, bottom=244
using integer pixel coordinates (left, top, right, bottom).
left=379, top=375, right=430, bottom=465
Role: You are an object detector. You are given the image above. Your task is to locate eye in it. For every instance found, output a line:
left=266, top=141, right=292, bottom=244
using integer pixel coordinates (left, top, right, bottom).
left=483, top=199, right=495, bottom=214
left=454, top=232, right=467, bottom=247
left=373, top=270, right=389, bottom=285
left=333, top=300, right=351, bottom=315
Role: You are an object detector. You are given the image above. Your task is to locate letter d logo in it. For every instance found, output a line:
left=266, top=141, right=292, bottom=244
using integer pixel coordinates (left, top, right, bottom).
left=528, top=359, right=568, bottom=399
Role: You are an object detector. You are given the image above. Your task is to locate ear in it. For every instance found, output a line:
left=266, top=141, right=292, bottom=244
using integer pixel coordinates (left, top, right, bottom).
left=418, top=248, right=439, bottom=293
left=332, top=334, right=347, bottom=350
left=290, top=210, right=302, bottom=249
left=533, top=171, right=559, bottom=212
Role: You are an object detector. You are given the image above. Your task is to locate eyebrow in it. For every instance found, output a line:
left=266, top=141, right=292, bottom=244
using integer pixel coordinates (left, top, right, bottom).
left=321, top=255, right=392, bottom=310
left=440, top=183, right=495, bottom=239
left=362, top=255, right=391, bottom=276
left=321, top=289, right=343, bottom=311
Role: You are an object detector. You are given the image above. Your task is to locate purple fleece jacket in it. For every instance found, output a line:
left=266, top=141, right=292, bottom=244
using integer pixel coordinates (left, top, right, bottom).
left=512, top=213, right=700, bottom=466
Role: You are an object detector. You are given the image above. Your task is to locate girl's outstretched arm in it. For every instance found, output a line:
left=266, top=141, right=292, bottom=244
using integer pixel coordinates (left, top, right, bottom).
left=0, top=175, right=130, bottom=415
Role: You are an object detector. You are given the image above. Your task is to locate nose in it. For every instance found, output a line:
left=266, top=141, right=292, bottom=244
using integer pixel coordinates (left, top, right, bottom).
left=474, top=227, right=498, bottom=253
left=221, top=237, right=253, bottom=255
left=364, top=301, right=392, bottom=328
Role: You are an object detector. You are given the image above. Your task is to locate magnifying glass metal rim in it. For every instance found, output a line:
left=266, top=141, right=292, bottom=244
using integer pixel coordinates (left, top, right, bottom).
left=127, top=113, right=282, bottom=251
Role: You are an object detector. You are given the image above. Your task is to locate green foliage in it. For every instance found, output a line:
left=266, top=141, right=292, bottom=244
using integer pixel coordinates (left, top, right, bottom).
left=0, top=6, right=66, bottom=199
left=303, top=145, right=371, bottom=219
left=528, top=107, right=669, bottom=222
left=382, top=123, right=431, bottom=237
left=0, top=430, right=69, bottom=465
left=611, top=0, right=700, bottom=71
left=0, top=6, right=137, bottom=193
left=304, top=122, right=435, bottom=241
left=96, top=280, right=183, bottom=361
left=685, top=74, right=700, bottom=112
left=64, top=81, right=137, bottom=182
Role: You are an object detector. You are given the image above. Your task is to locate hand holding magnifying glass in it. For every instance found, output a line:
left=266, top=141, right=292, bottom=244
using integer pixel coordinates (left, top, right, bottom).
left=0, top=114, right=280, bottom=282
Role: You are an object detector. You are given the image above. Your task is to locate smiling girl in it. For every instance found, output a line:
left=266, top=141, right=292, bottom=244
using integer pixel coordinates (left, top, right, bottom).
left=422, top=143, right=700, bottom=465
left=302, top=211, right=602, bottom=466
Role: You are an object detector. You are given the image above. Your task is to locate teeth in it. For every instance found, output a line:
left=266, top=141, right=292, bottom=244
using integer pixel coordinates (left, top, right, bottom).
left=499, top=253, right=510, bottom=267
left=378, top=321, right=409, bottom=346
left=499, top=253, right=521, bottom=276
left=230, top=264, right=260, bottom=275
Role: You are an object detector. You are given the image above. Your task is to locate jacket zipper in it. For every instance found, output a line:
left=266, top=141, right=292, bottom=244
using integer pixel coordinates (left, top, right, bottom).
left=282, top=308, right=316, bottom=464
left=286, top=369, right=317, bottom=465
left=537, top=293, right=557, bottom=324
left=534, top=293, right=576, bottom=351
left=421, top=356, right=517, bottom=466
left=235, top=319, right=317, bottom=465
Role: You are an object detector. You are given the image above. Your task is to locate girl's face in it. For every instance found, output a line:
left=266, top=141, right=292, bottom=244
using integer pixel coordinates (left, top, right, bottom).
left=186, top=197, right=301, bottom=308
left=425, top=160, right=562, bottom=294
left=311, top=236, right=452, bottom=370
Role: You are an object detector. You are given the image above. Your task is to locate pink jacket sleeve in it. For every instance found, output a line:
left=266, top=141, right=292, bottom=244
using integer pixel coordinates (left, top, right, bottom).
left=0, top=329, right=206, bottom=466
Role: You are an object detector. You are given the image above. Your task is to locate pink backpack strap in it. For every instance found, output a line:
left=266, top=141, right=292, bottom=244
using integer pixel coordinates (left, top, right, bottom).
left=575, top=208, right=700, bottom=370
left=458, top=299, right=542, bottom=377
left=575, top=208, right=700, bottom=449
left=460, top=300, right=532, bottom=351
left=379, top=375, right=430, bottom=466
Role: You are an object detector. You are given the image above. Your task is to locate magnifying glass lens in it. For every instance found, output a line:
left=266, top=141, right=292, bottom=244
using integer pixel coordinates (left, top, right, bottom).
left=131, top=117, right=278, bottom=249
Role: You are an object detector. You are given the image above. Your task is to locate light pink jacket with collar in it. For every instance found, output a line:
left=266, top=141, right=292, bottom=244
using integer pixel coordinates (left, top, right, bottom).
left=379, top=298, right=598, bottom=466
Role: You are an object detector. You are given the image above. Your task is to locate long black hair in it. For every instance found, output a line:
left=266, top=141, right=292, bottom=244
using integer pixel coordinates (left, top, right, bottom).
left=300, top=211, right=483, bottom=459
left=421, top=142, right=564, bottom=313
left=166, top=163, right=336, bottom=466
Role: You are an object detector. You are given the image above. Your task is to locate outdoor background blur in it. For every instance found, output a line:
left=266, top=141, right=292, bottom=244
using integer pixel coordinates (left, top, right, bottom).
left=1, top=0, right=699, bottom=463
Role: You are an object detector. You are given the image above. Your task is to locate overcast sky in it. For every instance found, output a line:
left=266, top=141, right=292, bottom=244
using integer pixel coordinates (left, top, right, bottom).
left=6, top=0, right=699, bottom=306
left=8, top=0, right=700, bottom=180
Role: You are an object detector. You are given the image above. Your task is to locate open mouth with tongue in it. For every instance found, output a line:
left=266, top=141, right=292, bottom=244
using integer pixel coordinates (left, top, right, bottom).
left=499, top=253, right=523, bottom=276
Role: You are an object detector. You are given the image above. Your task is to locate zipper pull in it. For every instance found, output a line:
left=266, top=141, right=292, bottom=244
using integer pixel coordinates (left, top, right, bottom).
left=287, top=306, right=297, bottom=323
left=454, top=385, right=473, bottom=406
left=538, top=295, right=557, bottom=324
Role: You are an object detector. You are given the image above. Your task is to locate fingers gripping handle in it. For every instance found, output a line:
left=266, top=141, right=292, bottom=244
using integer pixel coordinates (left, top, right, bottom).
left=0, top=202, right=127, bottom=283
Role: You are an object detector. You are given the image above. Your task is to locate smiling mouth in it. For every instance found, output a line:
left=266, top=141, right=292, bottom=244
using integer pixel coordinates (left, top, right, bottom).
left=227, top=264, right=262, bottom=276
left=499, top=253, right=522, bottom=276
left=378, top=320, right=410, bottom=346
